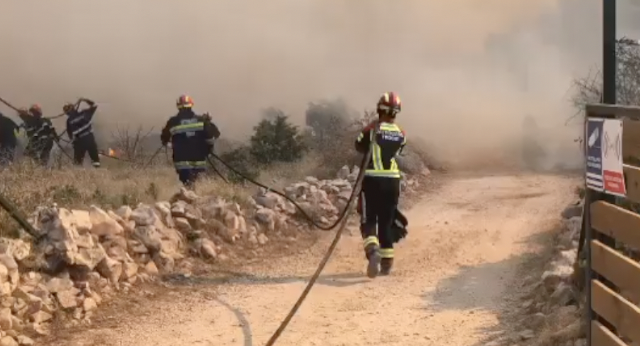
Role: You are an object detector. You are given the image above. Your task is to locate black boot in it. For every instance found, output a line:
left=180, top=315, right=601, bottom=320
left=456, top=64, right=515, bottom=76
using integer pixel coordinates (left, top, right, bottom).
left=380, top=258, right=394, bottom=276
left=365, top=244, right=381, bottom=279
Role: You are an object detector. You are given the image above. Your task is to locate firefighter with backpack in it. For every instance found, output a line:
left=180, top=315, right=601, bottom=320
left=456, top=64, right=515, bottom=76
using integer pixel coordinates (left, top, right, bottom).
left=355, top=92, right=408, bottom=278
left=161, top=95, right=221, bottom=188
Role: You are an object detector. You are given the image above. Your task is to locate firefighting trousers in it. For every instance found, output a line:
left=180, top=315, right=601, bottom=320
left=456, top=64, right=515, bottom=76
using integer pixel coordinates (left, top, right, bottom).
left=73, top=134, right=100, bottom=167
left=25, top=140, right=54, bottom=166
left=360, top=176, right=400, bottom=260
left=0, top=144, right=15, bottom=166
left=177, top=168, right=206, bottom=187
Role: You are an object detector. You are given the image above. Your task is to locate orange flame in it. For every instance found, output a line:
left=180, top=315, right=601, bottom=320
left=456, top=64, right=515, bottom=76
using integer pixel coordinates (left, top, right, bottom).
left=108, top=148, right=116, bottom=157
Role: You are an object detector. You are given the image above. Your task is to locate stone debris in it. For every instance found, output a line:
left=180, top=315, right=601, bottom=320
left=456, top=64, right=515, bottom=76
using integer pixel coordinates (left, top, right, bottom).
left=0, top=166, right=427, bottom=344
left=492, top=197, right=586, bottom=346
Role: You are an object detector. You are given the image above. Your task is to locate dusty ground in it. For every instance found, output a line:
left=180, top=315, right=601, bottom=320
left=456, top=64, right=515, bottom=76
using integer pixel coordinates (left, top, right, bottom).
left=46, top=172, right=577, bottom=346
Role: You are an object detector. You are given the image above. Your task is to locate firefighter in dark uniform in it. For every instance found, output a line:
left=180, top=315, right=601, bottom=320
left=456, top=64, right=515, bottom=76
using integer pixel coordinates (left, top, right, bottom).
left=64, top=98, right=100, bottom=167
left=18, top=104, right=57, bottom=166
left=0, top=111, right=18, bottom=166
left=161, top=95, right=220, bottom=188
left=355, top=92, right=406, bottom=278
left=522, top=114, right=545, bottom=171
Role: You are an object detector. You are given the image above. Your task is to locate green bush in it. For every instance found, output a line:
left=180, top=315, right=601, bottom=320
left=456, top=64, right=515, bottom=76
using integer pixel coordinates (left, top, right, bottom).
left=249, top=108, right=307, bottom=165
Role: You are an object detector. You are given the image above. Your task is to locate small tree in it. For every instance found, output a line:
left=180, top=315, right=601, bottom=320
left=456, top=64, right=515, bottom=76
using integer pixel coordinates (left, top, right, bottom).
left=572, top=37, right=640, bottom=110
left=249, top=108, right=307, bottom=165
left=571, top=37, right=640, bottom=144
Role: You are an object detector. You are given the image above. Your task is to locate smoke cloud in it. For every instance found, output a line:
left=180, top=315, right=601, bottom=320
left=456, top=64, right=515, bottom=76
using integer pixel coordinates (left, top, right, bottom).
left=2, top=0, right=639, bottom=170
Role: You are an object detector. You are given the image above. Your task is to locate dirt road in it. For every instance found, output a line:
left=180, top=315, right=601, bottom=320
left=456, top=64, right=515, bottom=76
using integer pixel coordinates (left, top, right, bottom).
left=53, top=173, right=576, bottom=346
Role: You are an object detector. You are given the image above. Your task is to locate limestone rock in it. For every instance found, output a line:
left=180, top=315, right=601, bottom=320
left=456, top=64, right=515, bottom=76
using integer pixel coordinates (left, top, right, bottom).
left=131, top=205, right=159, bottom=226
left=337, top=165, right=350, bottom=180
left=0, top=239, right=30, bottom=262
left=83, top=297, right=98, bottom=312
left=45, top=277, right=74, bottom=294
left=258, top=233, right=269, bottom=245
left=89, top=206, right=124, bottom=237
left=0, top=336, right=18, bottom=346
left=144, top=261, right=159, bottom=276
left=174, top=218, right=192, bottom=232
left=115, top=206, right=132, bottom=220
left=55, top=287, right=81, bottom=310
left=121, top=262, right=139, bottom=281
left=70, top=210, right=92, bottom=233
left=0, top=308, right=12, bottom=330
left=16, top=335, right=34, bottom=346
left=96, top=256, right=123, bottom=284
left=133, top=226, right=163, bottom=253
left=170, top=187, right=199, bottom=204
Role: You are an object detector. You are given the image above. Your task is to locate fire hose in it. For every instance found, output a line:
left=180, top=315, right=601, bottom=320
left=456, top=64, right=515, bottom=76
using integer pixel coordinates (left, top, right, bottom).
left=262, top=150, right=370, bottom=346
left=0, top=92, right=375, bottom=344
left=0, top=96, right=78, bottom=120
left=0, top=145, right=370, bottom=345
left=208, top=128, right=374, bottom=344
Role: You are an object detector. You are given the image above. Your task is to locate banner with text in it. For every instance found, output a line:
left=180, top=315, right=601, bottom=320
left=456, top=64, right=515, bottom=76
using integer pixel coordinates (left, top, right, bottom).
left=585, top=117, right=626, bottom=196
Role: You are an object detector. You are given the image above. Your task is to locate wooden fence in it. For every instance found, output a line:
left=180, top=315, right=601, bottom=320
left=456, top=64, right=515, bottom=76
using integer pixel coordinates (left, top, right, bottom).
left=585, top=103, right=640, bottom=346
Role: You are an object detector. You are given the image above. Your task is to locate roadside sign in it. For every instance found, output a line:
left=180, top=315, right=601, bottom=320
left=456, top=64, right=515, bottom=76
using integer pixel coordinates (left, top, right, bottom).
left=585, top=117, right=626, bottom=196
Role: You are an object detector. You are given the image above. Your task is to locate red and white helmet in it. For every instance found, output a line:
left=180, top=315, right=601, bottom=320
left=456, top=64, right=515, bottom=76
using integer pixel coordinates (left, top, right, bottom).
left=377, top=92, right=402, bottom=117
left=176, top=95, right=194, bottom=109
left=29, top=104, right=43, bottom=117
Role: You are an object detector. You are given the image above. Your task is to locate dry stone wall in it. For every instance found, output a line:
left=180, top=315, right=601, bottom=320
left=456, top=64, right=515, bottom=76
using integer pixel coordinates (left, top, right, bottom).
left=0, top=165, right=427, bottom=345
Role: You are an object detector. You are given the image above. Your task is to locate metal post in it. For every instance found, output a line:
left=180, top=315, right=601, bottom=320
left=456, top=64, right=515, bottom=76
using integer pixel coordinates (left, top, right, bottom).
left=587, top=4, right=619, bottom=345
left=603, top=0, right=616, bottom=104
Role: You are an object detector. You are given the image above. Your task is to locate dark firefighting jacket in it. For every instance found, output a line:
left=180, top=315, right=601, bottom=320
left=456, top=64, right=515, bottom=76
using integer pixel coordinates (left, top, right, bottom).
left=0, top=113, right=18, bottom=148
left=22, top=117, right=56, bottom=147
left=355, top=121, right=406, bottom=178
left=161, top=109, right=220, bottom=170
left=66, top=101, right=98, bottom=143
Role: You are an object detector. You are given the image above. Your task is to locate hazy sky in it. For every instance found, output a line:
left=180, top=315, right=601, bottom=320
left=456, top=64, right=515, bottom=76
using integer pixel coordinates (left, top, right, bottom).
left=1, top=0, right=640, bottom=167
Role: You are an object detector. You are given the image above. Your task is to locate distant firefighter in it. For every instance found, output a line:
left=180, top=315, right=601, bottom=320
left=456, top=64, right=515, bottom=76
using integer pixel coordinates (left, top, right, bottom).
left=0, top=111, right=18, bottom=166
left=521, top=115, right=545, bottom=171
left=18, top=104, right=57, bottom=166
left=161, top=95, right=221, bottom=188
left=64, top=98, right=100, bottom=168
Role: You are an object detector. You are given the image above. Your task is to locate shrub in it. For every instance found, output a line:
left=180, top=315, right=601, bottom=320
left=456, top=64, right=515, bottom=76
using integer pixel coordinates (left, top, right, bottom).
left=249, top=108, right=307, bottom=165
left=572, top=37, right=640, bottom=110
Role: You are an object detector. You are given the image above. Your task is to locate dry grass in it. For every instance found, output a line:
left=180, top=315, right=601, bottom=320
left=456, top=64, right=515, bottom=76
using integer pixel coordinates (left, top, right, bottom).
left=255, top=153, right=338, bottom=188
left=1, top=112, right=436, bottom=238
left=0, top=150, right=346, bottom=238
left=0, top=160, right=241, bottom=237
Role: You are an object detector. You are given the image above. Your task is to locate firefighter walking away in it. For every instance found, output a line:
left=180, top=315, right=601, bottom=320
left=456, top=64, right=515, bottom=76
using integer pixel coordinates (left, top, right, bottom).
left=18, top=104, right=57, bottom=166
left=0, top=111, right=19, bottom=166
left=161, top=95, right=220, bottom=188
left=65, top=98, right=100, bottom=168
left=355, top=92, right=407, bottom=278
